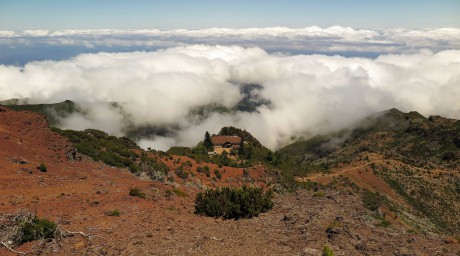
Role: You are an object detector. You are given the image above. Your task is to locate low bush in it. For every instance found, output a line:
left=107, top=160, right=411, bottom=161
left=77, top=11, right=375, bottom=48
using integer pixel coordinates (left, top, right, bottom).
left=174, top=168, right=189, bottom=180
left=322, top=245, right=334, bottom=256
left=376, top=219, right=391, bottom=227
left=20, top=217, right=57, bottom=243
left=194, top=186, right=274, bottom=219
left=214, top=169, right=222, bottom=180
left=107, top=209, right=121, bottom=216
left=203, top=166, right=211, bottom=177
left=129, top=187, right=146, bottom=198
left=362, top=190, right=385, bottom=211
left=37, top=163, right=47, bottom=172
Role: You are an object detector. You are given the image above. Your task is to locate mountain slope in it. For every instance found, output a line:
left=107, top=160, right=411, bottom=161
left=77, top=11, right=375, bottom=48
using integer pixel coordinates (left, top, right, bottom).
left=280, top=108, right=460, bottom=234
left=1, top=106, right=459, bottom=255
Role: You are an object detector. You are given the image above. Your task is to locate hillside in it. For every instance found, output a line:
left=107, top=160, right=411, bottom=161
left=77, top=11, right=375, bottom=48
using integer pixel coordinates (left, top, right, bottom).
left=280, top=108, right=460, bottom=168
left=280, top=108, right=460, bottom=235
left=1, top=105, right=459, bottom=255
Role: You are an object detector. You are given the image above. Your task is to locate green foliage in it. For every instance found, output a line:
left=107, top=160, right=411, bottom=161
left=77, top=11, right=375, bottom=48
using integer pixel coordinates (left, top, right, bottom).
left=204, top=131, right=213, bottom=151
left=37, top=163, right=47, bottom=172
left=107, top=209, right=121, bottom=216
left=322, top=245, right=334, bottom=256
left=54, top=128, right=141, bottom=170
left=174, top=167, right=189, bottom=180
left=238, top=141, right=254, bottom=160
left=218, top=126, right=263, bottom=148
left=140, top=156, right=169, bottom=181
left=6, top=100, right=79, bottom=126
left=194, top=186, right=274, bottom=219
left=362, top=190, right=386, bottom=211
left=376, top=219, right=391, bottom=227
left=129, top=187, right=146, bottom=198
left=378, top=166, right=460, bottom=234
left=266, top=151, right=281, bottom=165
left=20, top=218, right=57, bottom=243
left=203, top=166, right=211, bottom=177
left=171, top=127, right=273, bottom=169
left=167, top=146, right=192, bottom=156
left=214, top=169, right=222, bottom=180
left=192, top=143, right=208, bottom=155
left=55, top=127, right=173, bottom=183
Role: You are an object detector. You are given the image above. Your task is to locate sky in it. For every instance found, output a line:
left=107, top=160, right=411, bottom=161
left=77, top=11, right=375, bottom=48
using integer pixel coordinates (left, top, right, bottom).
left=1, top=0, right=460, bottom=151
left=1, top=0, right=459, bottom=30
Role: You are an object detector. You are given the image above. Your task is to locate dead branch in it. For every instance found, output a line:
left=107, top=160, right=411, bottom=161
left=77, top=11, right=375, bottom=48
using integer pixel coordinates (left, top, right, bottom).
left=1, top=241, right=28, bottom=255
left=62, top=230, right=93, bottom=240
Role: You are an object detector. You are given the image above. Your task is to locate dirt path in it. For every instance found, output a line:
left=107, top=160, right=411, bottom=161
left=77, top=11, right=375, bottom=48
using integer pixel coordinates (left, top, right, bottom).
left=301, top=160, right=383, bottom=181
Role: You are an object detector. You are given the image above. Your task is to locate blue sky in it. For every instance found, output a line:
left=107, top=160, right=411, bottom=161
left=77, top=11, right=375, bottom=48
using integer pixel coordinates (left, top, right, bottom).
left=0, top=0, right=459, bottom=30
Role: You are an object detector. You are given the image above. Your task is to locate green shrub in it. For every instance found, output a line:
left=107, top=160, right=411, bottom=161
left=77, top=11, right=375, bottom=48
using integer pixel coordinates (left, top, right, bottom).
left=214, top=169, right=222, bottom=180
left=20, top=218, right=57, bottom=243
left=203, top=166, right=211, bottom=177
left=129, top=187, right=145, bottom=198
left=37, top=163, right=47, bottom=172
left=322, top=245, right=334, bottom=256
left=376, top=219, right=391, bottom=227
left=174, top=168, right=189, bottom=180
left=194, top=186, right=274, bottom=219
left=107, top=209, right=121, bottom=216
left=362, top=190, right=385, bottom=211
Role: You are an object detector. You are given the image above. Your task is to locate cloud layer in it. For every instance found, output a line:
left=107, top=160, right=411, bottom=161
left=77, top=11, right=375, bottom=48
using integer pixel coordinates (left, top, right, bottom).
left=1, top=45, right=459, bottom=150
left=1, top=26, right=460, bottom=65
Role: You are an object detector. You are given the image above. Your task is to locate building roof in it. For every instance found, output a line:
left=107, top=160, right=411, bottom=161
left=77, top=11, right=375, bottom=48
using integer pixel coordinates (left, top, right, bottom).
left=211, top=135, right=242, bottom=145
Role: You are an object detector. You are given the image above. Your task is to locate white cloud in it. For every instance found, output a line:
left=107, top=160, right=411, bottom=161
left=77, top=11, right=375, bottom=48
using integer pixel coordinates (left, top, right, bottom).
left=0, top=45, right=459, bottom=150
left=1, top=27, right=459, bottom=57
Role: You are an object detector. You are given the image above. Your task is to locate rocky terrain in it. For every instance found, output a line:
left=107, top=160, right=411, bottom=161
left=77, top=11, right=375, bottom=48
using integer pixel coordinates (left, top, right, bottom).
left=1, top=105, right=460, bottom=255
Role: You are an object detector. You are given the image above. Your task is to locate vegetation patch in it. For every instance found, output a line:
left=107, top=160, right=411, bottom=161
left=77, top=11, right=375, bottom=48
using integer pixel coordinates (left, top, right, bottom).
left=129, top=187, right=146, bottom=198
left=322, top=245, right=334, bottom=256
left=20, top=218, right=57, bottom=244
left=0, top=212, right=58, bottom=247
left=172, top=188, right=187, bottom=197
left=362, top=190, right=386, bottom=211
left=174, top=167, right=189, bottom=180
left=37, top=163, right=47, bottom=172
left=107, top=210, right=121, bottom=216
left=53, top=128, right=140, bottom=170
left=214, top=169, right=222, bottom=180
left=313, top=191, right=326, bottom=198
left=194, top=186, right=274, bottom=219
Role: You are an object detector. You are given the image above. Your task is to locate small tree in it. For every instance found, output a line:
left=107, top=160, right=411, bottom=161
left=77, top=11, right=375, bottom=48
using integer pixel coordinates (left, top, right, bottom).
left=204, top=131, right=213, bottom=151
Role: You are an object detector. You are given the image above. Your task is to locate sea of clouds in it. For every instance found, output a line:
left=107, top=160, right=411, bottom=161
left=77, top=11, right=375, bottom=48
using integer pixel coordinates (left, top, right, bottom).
left=1, top=27, right=459, bottom=150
